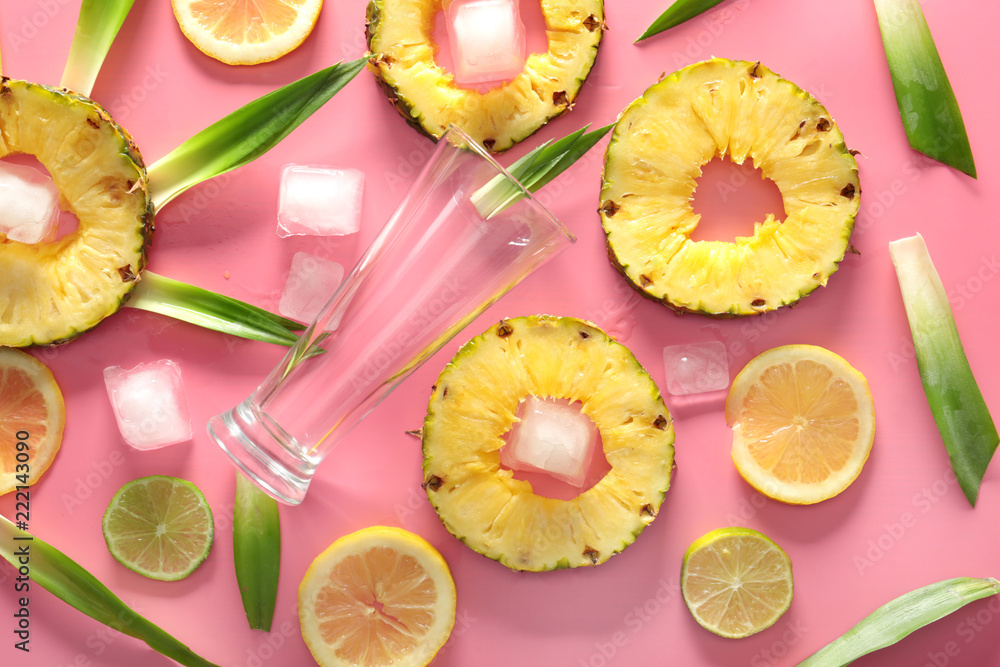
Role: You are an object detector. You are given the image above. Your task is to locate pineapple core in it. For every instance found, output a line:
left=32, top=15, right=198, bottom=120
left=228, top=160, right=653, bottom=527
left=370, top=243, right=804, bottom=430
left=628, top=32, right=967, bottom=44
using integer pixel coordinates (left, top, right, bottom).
left=500, top=396, right=598, bottom=487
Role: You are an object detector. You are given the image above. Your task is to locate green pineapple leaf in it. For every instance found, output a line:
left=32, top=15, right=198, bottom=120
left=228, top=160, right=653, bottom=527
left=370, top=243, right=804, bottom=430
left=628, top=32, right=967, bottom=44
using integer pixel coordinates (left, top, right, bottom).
left=874, top=0, right=976, bottom=177
left=148, top=58, right=367, bottom=210
left=472, top=123, right=613, bottom=218
left=61, top=0, right=136, bottom=96
left=126, top=271, right=303, bottom=346
left=636, top=0, right=726, bottom=42
left=0, top=514, right=220, bottom=667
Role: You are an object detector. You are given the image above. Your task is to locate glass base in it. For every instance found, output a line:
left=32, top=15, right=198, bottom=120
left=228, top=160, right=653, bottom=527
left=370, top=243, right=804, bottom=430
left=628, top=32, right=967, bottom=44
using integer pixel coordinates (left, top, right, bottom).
left=207, top=399, right=316, bottom=505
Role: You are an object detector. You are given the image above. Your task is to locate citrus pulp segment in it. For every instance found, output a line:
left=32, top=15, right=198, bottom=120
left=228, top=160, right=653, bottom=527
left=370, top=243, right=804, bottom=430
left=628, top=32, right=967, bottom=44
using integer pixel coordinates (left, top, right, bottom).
left=171, top=0, right=323, bottom=66
left=681, top=527, right=793, bottom=638
left=298, top=526, right=456, bottom=667
left=102, top=475, right=214, bottom=581
left=0, top=348, right=65, bottom=495
left=726, top=344, right=875, bottom=504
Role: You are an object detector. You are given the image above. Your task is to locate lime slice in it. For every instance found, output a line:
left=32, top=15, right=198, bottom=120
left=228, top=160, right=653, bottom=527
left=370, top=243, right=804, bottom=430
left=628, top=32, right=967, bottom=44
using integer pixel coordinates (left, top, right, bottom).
left=102, top=475, right=214, bottom=581
left=681, top=527, right=793, bottom=638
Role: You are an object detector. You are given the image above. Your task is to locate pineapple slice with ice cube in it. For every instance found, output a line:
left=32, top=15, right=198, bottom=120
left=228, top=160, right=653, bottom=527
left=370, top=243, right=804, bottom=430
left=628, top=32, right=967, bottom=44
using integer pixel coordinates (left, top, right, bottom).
left=366, top=0, right=604, bottom=152
left=421, top=315, right=675, bottom=571
left=0, top=78, right=151, bottom=346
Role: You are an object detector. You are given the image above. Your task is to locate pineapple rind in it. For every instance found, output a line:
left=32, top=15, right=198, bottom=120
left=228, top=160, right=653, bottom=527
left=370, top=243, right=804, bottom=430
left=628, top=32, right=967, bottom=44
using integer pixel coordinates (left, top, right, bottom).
left=365, top=0, right=604, bottom=152
left=600, top=58, right=861, bottom=316
left=422, top=315, right=675, bottom=572
left=0, top=78, right=152, bottom=346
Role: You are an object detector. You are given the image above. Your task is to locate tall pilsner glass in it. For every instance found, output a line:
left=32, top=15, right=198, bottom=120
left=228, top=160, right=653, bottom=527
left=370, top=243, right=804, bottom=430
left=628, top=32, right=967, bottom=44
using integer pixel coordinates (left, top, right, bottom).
left=208, top=126, right=575, bottom=504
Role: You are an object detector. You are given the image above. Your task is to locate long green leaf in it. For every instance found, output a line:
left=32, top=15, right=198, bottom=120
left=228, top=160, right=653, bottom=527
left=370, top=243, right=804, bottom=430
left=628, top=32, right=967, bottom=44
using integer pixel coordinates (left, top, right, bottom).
left=889, top=234, right=998, bottom=505
left=0, top=515, right=220, bottom=667
left=636, top=0, right=726, bottom=42
left=471, top=123, right=613, bottom=218
left=61, top=0, right=136, bottom=96
left=797, top=578, right=1000, bottom=666
left=126, top=271, right=303, bottom=346
left=233, top=474, right=281, bottom=631
left=874, top=0, right=976, bottom=177
left=148, top=58, right=367, bottom=210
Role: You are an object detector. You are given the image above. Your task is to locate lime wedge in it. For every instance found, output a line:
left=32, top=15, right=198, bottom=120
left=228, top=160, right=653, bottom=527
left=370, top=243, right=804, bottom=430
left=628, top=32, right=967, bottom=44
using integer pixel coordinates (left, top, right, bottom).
left=681, top=527, right=793, bottom=638
left=102, top=475, right=214, bottom=581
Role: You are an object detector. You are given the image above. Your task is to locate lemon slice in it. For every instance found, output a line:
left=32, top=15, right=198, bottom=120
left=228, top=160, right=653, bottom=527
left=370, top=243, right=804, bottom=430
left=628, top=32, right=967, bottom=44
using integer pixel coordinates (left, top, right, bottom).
left=0, top=348, right=64, bottom=495
left=299, top=526, right=457, bottom=667
left=170, top=0, right=323, bottom=66
left=726, top=344, right=876, bottom=504
left=102, top=476, right=215, bottom=581
left=681, top=527, right=793, bottom=638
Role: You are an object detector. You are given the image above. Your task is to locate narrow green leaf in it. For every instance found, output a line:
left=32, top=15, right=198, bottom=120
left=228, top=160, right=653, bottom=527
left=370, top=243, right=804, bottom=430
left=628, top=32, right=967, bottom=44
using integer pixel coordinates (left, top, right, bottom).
left=471, top=123, right=613, bottom=218
left=61, top=0, right=136, bottom=96
left=889, top=234, right=998, bottom=505
left=0, top=515, right=220, bottom=667
left=233, top=473, right=281, bottom=631
left=126, top=271, right=303, bottom=346
left=797, top=577, right=1000, bottom=666
left=874, top=0, right=976, bottom=177
left=636, top=0, right=726, bottom=42
left=148, top=58, right=367, bottom=210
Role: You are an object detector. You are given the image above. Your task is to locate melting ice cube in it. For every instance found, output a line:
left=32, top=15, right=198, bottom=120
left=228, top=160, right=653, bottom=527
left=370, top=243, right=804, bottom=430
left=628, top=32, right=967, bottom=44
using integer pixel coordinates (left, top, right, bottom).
left=446, top=0, right=527, bottom=86
left=501, top=396, right=598, bottom=487
left=663, top=341, right=730, bottom=396
left=104, top=360, right=192, bottom=450
left=279, top=251, right=346, bottom=326
left=277, top=165, right=364, bottom=237
left=0, top=161, right=60, bottom=244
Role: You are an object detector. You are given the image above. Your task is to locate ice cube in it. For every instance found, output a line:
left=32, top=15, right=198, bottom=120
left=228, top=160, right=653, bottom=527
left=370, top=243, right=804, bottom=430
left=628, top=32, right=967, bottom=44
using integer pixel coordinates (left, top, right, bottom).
left=277, top=165, right=364, bottom=237
left=279, top=251, right=346, bottom=326
left=0, top=161, right=60, bottom=244
left=446, top=0, right=527, bottom=86
left=663, top=341, right=730, bottom=396
left=500, top=396, right=598, bottom=487
left=104, top=360, right=192, bottom=450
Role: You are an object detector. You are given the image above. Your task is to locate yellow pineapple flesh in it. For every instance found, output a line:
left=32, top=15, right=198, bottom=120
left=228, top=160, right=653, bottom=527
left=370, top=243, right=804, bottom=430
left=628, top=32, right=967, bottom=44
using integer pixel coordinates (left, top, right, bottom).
left=600, top=58, right=860, bottom=316
left=422, top=315, right=675, bottom=572
left=0, top=78, right=152, bottom=346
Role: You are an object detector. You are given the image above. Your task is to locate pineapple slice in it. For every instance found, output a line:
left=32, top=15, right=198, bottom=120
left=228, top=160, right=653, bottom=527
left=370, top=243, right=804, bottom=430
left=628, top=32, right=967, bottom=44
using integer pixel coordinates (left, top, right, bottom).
left=365, top=0, right=604, bottom=152
left=0, top=78, right=151, bottom=346
left=600, top=58, right=860, bottom=316
left=421, top=315, right=675, bottom=571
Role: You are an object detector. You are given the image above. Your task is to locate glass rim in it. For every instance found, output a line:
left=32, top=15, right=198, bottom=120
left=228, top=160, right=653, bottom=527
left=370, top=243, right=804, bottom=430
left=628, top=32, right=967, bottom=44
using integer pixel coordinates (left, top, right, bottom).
left=441, top=124, right=576, bottom=244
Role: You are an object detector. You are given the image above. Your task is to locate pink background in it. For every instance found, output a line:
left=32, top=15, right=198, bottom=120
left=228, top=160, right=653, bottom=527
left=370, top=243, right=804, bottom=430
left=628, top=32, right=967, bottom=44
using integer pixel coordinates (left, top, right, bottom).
left=3, top=0, right=1000, bottom=665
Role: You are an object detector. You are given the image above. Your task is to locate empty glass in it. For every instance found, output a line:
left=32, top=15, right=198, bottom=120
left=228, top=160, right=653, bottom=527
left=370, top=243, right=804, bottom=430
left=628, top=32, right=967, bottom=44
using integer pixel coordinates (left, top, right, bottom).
left=208, top=126, right=574, bottom=504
